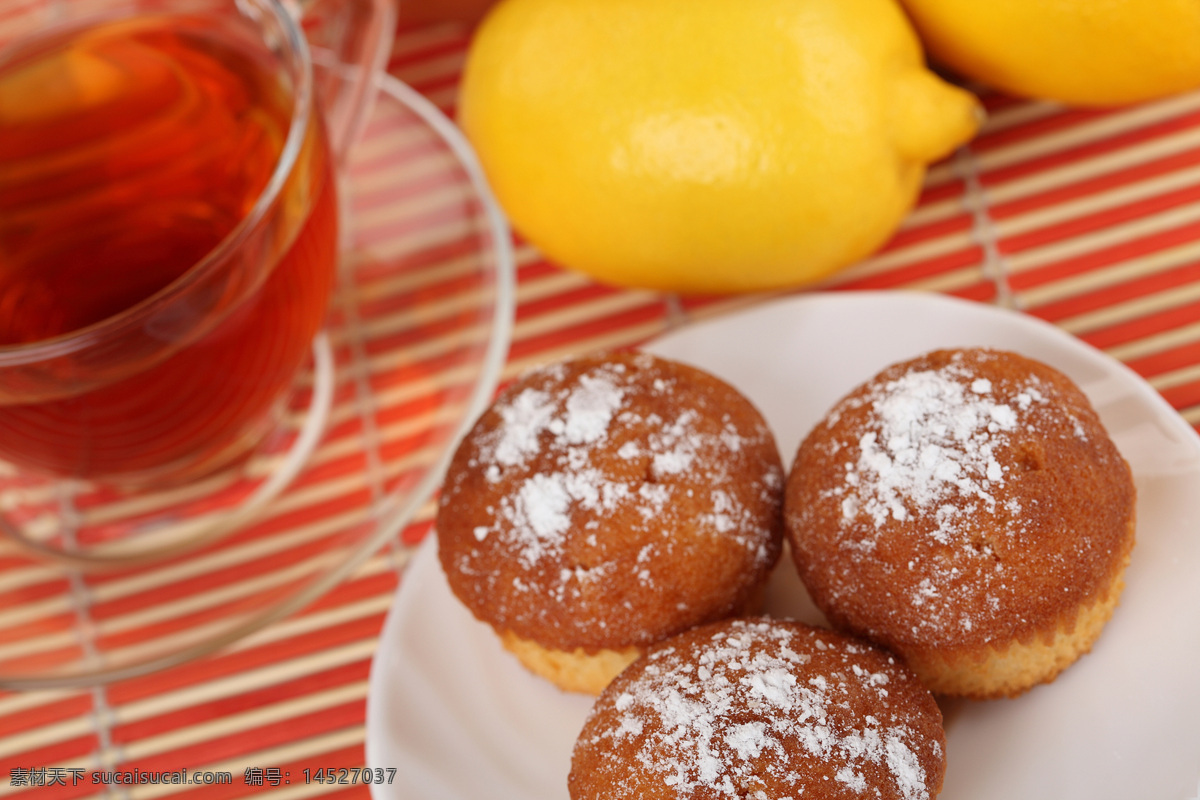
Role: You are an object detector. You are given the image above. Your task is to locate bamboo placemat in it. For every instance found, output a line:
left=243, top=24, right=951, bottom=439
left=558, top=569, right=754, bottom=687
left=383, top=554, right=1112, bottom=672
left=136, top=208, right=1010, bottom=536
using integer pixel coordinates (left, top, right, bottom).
left=3, top=16, right=1200, bottom=799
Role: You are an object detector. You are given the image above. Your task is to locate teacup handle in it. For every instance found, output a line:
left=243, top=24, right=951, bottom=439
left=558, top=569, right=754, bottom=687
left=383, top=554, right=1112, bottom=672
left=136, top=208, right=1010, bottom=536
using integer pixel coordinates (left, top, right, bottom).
left=293, top=0, right=397, bottom=160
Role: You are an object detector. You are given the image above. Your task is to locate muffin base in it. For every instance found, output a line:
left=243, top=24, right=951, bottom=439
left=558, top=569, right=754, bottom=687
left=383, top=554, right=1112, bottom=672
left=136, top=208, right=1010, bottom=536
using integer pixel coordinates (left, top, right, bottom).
left=496, top=581, right=771, bottom=694
left=906, top=553, right=1131, bottom=699
left=500, top=631, right=641, bottom=695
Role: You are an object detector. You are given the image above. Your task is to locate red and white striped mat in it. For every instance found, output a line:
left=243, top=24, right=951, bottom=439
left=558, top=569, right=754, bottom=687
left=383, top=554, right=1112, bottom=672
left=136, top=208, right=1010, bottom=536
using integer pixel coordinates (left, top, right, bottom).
left=3, top=16, right=1199, bottom=799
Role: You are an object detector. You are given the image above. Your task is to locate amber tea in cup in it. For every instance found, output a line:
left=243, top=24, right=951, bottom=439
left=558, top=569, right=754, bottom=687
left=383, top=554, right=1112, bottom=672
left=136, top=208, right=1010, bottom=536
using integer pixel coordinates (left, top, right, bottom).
left=0, top=0, right=385, bottom=486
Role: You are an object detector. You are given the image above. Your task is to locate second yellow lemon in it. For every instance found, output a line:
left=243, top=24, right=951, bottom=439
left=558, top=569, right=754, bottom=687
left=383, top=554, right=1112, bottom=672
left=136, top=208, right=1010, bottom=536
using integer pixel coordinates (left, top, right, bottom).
left=900, top=0, right=1200, bottom=107
left=459, top=0, right=981, bottom=294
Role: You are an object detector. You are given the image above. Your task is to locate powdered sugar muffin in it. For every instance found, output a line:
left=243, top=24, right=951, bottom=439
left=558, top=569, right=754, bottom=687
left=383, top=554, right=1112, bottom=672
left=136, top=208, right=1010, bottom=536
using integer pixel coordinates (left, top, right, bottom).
left=569, top=617, right=946, bottom=800
left=436, top=351, right=784, bottom=693
left=786, top=348, right=1136, bottom=699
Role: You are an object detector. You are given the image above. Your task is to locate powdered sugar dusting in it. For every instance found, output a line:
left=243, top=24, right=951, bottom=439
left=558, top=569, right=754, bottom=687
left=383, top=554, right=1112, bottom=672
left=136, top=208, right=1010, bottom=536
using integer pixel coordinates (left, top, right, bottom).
left=501, top=466, right=638, bottom=568
left=564, top=373, right=625, bottom=444
left=492, top=388, right=556, bottom=467
left=506, top=471, right=631, bottom=565
left=791, top=348, right=1127, bottom=647
left=448, top=353, right=784, bottom=644
left=829, top=357, right=1047, bottom=546
left=576, top=620, right=939, bottom=800
left=468, top=360, right=775, bottom=577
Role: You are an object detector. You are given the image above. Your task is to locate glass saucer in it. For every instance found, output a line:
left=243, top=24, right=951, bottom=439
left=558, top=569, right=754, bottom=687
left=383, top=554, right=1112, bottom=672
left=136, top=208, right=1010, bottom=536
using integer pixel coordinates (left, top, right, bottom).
left=0, top=70, right=515, bottom=689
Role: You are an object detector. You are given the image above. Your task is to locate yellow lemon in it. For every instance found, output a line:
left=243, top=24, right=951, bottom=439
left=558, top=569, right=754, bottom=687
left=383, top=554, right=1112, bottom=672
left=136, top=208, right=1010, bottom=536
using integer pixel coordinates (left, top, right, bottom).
left=899, top=0, right=1200, bottom=107
left=458, top=0, right=981, bottom=294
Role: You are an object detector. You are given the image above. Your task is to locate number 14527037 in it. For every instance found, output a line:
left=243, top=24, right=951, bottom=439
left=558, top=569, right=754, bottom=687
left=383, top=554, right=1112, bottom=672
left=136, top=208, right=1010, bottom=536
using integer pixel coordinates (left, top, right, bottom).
left=303, top=768, right=396, bottom=785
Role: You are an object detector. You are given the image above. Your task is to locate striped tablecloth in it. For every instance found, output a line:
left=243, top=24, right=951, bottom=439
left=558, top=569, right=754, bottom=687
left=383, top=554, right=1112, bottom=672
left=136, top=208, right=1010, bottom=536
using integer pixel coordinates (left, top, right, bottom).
left=4, top=15, right=1200, bottom=799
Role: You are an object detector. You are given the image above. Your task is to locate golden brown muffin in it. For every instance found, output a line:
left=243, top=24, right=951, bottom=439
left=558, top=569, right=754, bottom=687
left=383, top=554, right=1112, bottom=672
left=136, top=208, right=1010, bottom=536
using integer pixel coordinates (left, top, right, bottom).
left=437, top=351, right=784, bottom=693
left=569, top=617, right=947, bottom=800
left=786, top=348, right=1136, bottom=699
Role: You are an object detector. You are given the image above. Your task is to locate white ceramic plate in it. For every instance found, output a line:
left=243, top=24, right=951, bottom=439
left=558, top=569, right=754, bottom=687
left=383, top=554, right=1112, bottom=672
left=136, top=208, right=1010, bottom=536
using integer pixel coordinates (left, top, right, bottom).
left=366, top=291, right=1200, bottom=800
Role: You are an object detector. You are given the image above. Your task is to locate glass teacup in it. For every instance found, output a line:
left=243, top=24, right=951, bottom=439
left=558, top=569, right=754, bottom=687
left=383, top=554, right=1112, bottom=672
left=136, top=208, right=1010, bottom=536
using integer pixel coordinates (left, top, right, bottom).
left=0, top=0, right=394, bottom=563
